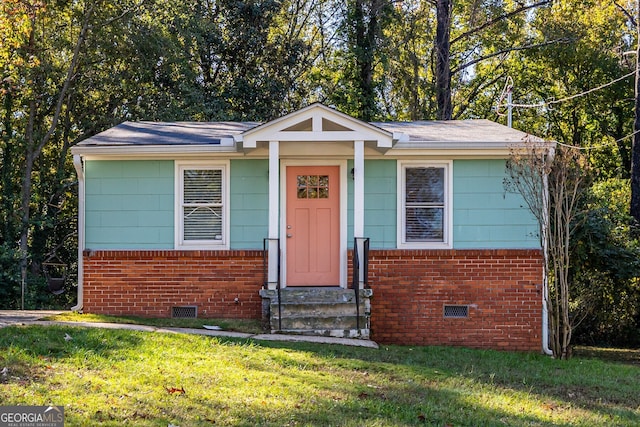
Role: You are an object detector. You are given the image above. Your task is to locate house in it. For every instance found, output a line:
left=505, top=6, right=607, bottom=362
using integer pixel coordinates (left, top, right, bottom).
left=70, top=103, right=546, bottom=351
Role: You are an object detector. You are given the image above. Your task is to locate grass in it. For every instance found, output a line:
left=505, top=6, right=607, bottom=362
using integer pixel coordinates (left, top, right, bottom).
left=45, top=312, right=264, bottom=334
left=0, top=324, right=638, bottom=426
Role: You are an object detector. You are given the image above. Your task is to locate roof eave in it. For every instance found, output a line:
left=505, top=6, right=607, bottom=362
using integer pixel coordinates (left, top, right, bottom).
left=70, top=144, right=241, bottom=157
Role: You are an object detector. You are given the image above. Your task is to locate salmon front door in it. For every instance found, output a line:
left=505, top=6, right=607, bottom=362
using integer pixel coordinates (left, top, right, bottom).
left=286, top=166, right=340, bottom=286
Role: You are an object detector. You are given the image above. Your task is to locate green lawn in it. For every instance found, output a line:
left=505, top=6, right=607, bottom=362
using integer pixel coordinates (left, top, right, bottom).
left=0, top=323, right=638, bottom=426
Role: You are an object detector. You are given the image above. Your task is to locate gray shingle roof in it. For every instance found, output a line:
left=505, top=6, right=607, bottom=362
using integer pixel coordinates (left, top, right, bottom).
left=372, top=119, right=541, bottom=145
left=74, top=117, right=544, bottom=152
left=76, top=121, right=260, bottom=146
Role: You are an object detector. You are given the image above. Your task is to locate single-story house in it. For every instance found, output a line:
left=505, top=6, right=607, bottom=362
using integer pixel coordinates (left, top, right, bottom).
left=70, top=103, right=547, bottom=351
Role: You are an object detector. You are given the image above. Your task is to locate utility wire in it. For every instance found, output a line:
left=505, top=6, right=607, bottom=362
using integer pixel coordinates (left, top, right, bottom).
left=496, top=71, right=637, bottom=150
left=505, top=71, right=635, bottom=109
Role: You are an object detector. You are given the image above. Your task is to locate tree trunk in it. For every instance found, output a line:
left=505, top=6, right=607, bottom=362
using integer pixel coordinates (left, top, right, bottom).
left=435, top=0, right=452, bottom=120
left=353, top=0, right=379, bottom=121
left=17, top=3, right=95, bottom=307
left=631, top=0, right=640, bottom=223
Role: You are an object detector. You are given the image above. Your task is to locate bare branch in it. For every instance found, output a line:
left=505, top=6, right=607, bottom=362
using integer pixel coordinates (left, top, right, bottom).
left=451, top=0, right=551, bottom=45
left=452, top=38, right=570, bottom=75
left=613, top=0, right=636, bottom=27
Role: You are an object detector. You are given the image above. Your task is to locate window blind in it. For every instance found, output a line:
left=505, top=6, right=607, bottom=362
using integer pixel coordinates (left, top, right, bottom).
left=405, top=167, right=445, bottom=242
left=183, top=169, right=223, bottom=241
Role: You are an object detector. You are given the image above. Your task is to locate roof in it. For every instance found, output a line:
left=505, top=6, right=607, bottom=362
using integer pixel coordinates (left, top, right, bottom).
left=76, top=121, right=260, bottom=147
left=71, top=106, right=547, bottom=157
left=373, top=119, right=543, bottom=147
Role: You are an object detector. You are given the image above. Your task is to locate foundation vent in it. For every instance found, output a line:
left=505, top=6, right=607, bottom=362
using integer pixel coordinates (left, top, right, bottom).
left=172, top=305, right=198, bottom=319
left=443, top=305, right=469, bottom=318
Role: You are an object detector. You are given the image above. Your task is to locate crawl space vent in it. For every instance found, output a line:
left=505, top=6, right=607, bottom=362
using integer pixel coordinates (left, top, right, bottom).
left=172, top=305, right=197, bottom=319
left=443, top=305, right=469, bottom=318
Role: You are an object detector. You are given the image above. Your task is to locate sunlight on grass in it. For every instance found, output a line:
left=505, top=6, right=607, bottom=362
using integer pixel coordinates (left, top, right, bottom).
left=0, top=325, right=638, bottom=426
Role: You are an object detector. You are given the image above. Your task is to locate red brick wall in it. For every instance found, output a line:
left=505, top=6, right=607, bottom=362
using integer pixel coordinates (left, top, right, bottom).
left=366, top=249, right=543, bottom=351
left=82, top=250, right=264, bottom=319
left=82, top=248, right=543, bottom=351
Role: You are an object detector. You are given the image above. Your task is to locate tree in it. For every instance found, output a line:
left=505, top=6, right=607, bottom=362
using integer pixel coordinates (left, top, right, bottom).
left=433, top=0, right=552, bottom=120
left=614, top=0, right=640, bottom=223
left=506, top=141, right=590, bottom=359
left=571, top=178, right=640, bottom=347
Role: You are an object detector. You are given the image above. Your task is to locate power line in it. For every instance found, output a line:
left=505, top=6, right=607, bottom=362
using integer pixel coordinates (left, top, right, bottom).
left=495, top=71, right=637, bottom=150
left=503, top=71, right=635, bottom=110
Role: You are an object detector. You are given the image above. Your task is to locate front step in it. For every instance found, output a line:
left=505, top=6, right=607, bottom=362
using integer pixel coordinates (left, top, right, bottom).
left=259, top=287, right=373, bottom=339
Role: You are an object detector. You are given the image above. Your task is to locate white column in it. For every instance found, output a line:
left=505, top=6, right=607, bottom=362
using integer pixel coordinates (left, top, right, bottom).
left=268, top=140, right=280, bottom=289
left=354, top=140, right=365, bottom=288
left=354, top=140, right=365, bottom=237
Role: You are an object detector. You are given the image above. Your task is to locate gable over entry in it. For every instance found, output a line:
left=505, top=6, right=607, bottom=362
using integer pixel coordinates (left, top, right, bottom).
left=236, top=104, right=398, bottom=289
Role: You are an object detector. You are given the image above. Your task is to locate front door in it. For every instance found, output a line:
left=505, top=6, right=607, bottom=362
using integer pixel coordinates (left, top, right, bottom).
left=286, top=166, right=340, bottom=286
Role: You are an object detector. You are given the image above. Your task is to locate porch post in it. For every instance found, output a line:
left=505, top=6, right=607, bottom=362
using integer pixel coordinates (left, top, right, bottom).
left=354, top=140, right=365, bottom=288
left=267, top=140, right=280, bottom=289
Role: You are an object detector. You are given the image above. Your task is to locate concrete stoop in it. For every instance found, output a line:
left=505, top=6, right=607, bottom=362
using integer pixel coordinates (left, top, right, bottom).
left=259, top=287, right=372, bottom=339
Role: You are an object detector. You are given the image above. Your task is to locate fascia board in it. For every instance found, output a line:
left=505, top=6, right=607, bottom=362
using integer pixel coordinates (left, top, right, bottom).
left=70, top=144, right=240, bottom=157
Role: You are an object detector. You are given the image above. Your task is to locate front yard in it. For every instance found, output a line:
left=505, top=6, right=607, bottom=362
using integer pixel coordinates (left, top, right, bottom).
left=0, top=321, right=638, bottom=426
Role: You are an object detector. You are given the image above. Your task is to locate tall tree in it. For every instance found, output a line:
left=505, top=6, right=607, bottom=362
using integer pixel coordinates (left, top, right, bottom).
left=615, top=0, right=640, bottom=222
left=433, top=0, right=552, bottom=120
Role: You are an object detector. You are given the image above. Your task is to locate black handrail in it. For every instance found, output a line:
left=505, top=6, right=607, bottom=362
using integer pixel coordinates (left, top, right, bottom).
left=263, top=238, right=282, bottom=331
left=352, top=237, right=370, bottom=334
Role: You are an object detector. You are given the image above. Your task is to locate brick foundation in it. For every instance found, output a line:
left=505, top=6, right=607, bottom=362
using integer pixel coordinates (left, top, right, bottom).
left=366, top=249, right=543, bottom=351
left=82, top=250, right=264, bottom=319
left=82, top=248, right=543, bottom=351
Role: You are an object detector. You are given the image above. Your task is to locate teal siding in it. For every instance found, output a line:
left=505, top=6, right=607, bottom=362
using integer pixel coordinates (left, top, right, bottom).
left=453, top=159, right=540, bottom=249
left=85, top=160, right=174, bottom=249
left=82, top=157, right=537, bottom=251
left=347, top=160, right=396, bottom=249
left=364, top=160, right=396, bottom=248
left=230, top=159, right=269, bottom=249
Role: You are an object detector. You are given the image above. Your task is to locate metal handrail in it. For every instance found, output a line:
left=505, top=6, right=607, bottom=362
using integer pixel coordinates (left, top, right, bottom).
left=263, top=238, right=282, bottom=331
left=352, top=237, right=370, bottom=333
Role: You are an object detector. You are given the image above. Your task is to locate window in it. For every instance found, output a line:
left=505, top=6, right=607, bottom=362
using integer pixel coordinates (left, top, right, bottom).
left=399, top=161, right=452, bottom=248
left=176, top=162, right=228, bottom=248
left=297, top=175, right=329, bottom=199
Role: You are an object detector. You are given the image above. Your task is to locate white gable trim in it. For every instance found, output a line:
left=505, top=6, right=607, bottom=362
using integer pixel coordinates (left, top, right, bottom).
left=240, top=103, right=394, bottom=150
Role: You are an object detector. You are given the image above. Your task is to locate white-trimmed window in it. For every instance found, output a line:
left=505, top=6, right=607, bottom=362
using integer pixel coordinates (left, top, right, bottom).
left=399, top=161, right=452, bottom=248
left=175, top=162, right=229, bottom=249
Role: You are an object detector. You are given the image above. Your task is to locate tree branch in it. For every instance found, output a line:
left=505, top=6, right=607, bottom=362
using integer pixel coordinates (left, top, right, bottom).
left=451, top=0, right=551, bottom=45
left=34, top=1, right=97, bottom=159
left=451, top=38, right=570, bottom=75
left=613, top=0, right=636, bottom=27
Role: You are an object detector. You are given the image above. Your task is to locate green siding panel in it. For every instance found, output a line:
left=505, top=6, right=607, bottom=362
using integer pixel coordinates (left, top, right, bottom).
left=230, top=159, right=269, bottom=249
left=364, top=160, right=396, bottom=249
left=348, top=159, right=396, bottom=249
left=85, top=160, right=174, bottom=249
left=453, top=159, right=539, bottom=249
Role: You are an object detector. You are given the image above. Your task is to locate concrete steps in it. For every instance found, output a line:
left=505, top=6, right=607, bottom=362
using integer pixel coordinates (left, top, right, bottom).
left=259, top=287, right=372, bottom=339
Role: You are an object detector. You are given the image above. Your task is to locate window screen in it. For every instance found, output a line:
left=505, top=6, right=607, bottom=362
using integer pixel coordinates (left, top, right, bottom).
left=182, top=169, right=223, bottom=241
left=405, top=167, right=445, bottom=242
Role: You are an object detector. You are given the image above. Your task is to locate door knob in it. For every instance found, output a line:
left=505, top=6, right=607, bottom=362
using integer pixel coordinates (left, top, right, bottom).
left=287, top=234, right=293, bottom=238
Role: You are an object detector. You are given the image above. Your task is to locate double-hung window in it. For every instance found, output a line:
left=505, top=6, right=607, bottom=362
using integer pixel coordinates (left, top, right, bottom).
left=176, top=162, right=229, bottom=249
left=399, top=161, right=452, bottom=248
